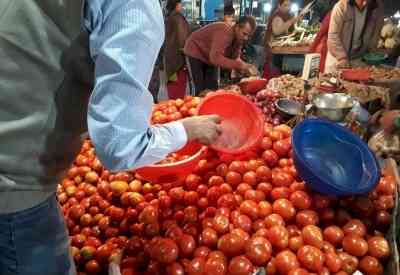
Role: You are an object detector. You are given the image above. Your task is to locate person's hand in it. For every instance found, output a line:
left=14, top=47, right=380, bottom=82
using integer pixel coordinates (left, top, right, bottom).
left=379, top=110, right=400, bottom=134
left=181, top=115, right=222, bottom=145
left=238, top=60, right=252, bottom=71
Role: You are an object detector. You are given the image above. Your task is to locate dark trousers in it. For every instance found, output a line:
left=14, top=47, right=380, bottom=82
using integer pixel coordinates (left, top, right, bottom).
left=186, top=56, right=219, bottom=96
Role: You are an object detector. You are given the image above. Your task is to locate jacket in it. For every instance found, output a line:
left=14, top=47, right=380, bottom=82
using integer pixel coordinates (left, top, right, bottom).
left=164, top=11, right=191, bottom=79
left=327, top=0, right=384, bottom=62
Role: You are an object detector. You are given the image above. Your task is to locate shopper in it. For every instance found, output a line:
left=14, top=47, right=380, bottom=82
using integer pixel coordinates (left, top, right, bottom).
left=309, top=11, right=332, bottom=73
left=263, top=0, right=304, bottom=79
left=0, top=1, right=221, bottom=274
left=325, top=0, right=384, bottom=73
left=165, top=0, right=191, bottom=99
left=223, top=5, right=236, bottom=26
left=184, top=16, right=256, bottom=95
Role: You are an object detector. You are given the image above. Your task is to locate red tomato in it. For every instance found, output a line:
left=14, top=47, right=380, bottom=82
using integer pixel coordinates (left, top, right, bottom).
left=213, top=214, right=230, bottom=234
left=240, top=200, right=259, bottom=220
left=288, top=236, right=304, bottom=252
left=167, top=262, right=185, bottom=275
left=343, top=219, right=367, bottom=237
left=85, top=260, right=101, bottom=274
left=265, top=213, right=285, bottom=228
left=359, top=256, right=383, bottom=275
left=272, top=199, right=296, bottom=221
left=295, top=210, right=319, bottom=228
left=217, top=194, right=236, bottom=210
left=178, top=234, right=196, bottom=258
left=243, top=171, right=257, bottom=186
left=244, top=190, right=266, bottom=203
left=325, top=252, right=343, bottom=273
left=204, top=257, right=227, bottom=275
left=367, top=236, right=390, bottom=259
left=217, top=233, right=246, bottom=257
left=267, top=225, right=289, bottom=250
left=323, top=226, right=344, bottom=247
left=270, top=187, right=291, bottom=200
left=297, top=245, right=325, bottom=272
left=342, top=234, right=369, bottom=257
left=234, top=215, right=252, bottom=233
left=228, top=256, right=254, bottom=275
left=229, top=161, right=246, bottom=174
left=256, top=166, right=272, bottom=182
left=151, top=238, right=179, bottom=264
left=258, top=201, right=273, bottom=218
left=257, top=182, right=273, bottom=196
left=273, top=139, right=291, bottom=157
left=245, top=236, right=272, bottom=266
left=236, top=183, right=252, bottom=197
left=194, top=246, right=211, bottom=258
left=187, top=257, right=206, bottom=275
left=201, top=228, right=218, bottom=248
left=289, top=191, right=312, bottom=210
left=337, top=252, right=359, bottom=275
left=302, top=225, right=323, bottom=249
left=272, top=172, right=294, bottom=187
left=261, top=137, right=273, bottom=150
left=225, top=171, right=242, bottom=187
left=275, top=250, right=300, bottom=275
left=262, top=150, right=279, bottom=167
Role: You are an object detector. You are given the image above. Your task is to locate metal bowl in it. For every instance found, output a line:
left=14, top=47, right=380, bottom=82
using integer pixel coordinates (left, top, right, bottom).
left=312, top=93, right=356, bottom=122
left=275, top=98, right=303, bottom=120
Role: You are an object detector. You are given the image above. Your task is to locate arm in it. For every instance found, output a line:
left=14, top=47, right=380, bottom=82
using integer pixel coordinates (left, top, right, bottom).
left=272, top=17, right=297, bottom=36
left=209, top=29, right=244, bottom=70
left=327, top=3, right=348, bottom=62
left=86, top=0, right=187, bottom=172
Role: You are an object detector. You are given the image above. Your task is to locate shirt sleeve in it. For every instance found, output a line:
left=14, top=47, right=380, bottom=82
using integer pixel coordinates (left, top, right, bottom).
left=85, top=0, right=187, bottom=172
left=209, top=27, right=243, bottom=70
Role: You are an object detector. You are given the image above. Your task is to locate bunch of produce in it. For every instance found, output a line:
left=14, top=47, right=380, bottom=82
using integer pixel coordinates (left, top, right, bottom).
left=151, top=96, right=201, bottom=124
left=378, top=19, right=400, bottom=50
left=57, top=97, right=396, bottom=275
left=271, top=22, right=319, bottom=48
left=368, top=66, right=400, bottom=81
left=245, top=89, right=284, bottom=125
left=267, top=75, right=305, bottom=98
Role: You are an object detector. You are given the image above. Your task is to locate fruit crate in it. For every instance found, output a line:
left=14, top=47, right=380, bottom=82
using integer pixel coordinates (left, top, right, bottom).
left=383, top=158, right=400, bottom=275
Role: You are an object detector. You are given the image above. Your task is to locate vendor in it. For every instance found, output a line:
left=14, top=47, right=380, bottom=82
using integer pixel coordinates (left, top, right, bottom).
left=325, top=0, right=384, bottom=73
left=164, top=0, right=191, bottom=99
left=223, top=5, right=236, bottom=27
left=263, top=0, right=304, bottom=79
left=184, top=16, right=256, bottom=95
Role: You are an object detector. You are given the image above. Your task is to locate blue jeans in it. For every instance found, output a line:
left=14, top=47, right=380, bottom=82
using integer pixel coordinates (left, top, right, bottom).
left=0, top=194, right=76, bottom=275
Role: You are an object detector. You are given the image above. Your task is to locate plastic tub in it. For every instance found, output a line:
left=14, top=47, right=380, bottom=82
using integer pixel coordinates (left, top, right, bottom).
left=198, top=92, right=265, bottom=155
left=292, top=119, right=380, bottom=196
left=135, top=142, right=207, bottom=184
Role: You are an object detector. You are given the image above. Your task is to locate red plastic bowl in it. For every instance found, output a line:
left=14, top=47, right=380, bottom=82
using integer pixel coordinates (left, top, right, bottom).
left=197, top=92, right=265, bottom=155
left=341, top=69, right=371, bottom=82
left=135, top=142, right=207, bottom=184
left=238, top=79, right=268, bottom=94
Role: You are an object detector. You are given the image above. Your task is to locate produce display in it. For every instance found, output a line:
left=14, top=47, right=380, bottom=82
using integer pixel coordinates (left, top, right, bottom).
left=378, top=19, right=400, bottom=50
left=368, top=66, right=400, bottom=81
left=57, top=97, right=397, bottom=275
left=267, top=75, right=305, bottom=98
left=271, top=23, right=320, bottom=48
left=245, top=89, right=284, bottom=125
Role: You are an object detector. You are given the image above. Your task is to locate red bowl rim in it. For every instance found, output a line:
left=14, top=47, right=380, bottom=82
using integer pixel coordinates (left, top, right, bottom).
left=197, top=91, right=265, bottom=154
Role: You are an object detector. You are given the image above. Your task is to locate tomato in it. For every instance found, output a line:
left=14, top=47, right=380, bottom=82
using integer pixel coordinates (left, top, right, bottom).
left=217, top=194, right=236, bottom=210
left=234, top=215, right=252, bottom=233
left=272, top=199, right=296, bottom=221
left=288, top=236, right=303, bottom=252
left=204, top=257, right=227, bottom=275
left=256, top=166, right=272, bottom=182
left=258, top=201, right=273, bottom=218
left=275, top=250, right=300, bottom=275
left=80, top=245, right=96, bottom=261
left=367, top=236, right=390, bottom=259
left=273, top=140, right=291, bottom=157
left=244, top=189, right=266, bottom=203
left=201, top=228, right=218, bottom=248
left=185, top=174, right=202, bottom=190
left=228, top=256, right=254, bottom=275
left=270, top=130, right=284, bottom=141
left=272, top=172, right=294, bottom=187
left=359, top=256, right=383, bottom=275
left=337, top=252, right=359, bottom=275
left=343, top=219, right=367, bottom=237
left=323, top=226, right=344, bottom=247
left=375, top=210, right=391, bottom=228
left=253, top=219, right=266, bottom=232
left=242, top=171, right=257, bottom=186
left=262, top=150, right=279, bottom=167
left=213, top=214, right=230, bottom=234
left=295, top=210, right=319, bottom=228
left=261, top=137, right=273, bottom=150
left=217, top=233, right=246, bottom=257
left=225, top=171, right=242, bottom=187
left=207, top=186, right=222, bottom=205
left=236, top=183, right=252, bottom=197
left=376, top=177, right=396, bottom=196
left=177, top=234, right=196, bottom=258
left=270, top=187, right=291, bottom=200
left=194, top=246, right=211, bottom=258
left=274, top=125, right=292, bottom=138
left=267, top=225, right=289, bottom=250
left=290, top=191, right=312, bottom=210
left=240, top=200, right=259, bottom=220
left=342, top=234, right=368, bottom=257
left=151, top=238, right=179, bottom=264
left=297, top=245, right=324, bottom=272
left=85, top=260, right=101, bottom=274
left=302, top=225, right=323, bottom=249
left=229, top=161, right=246, bottom=174
left=184, top=191, right=199, bottom=206
left=254, top=228, right=269, bottom=238
left=245, top=236, right=272, bottom=266
left=231, top=228, right=250, bottom=241
left=169, top=187, right=185, bottom=204
left=286, top=225, right=301, bottom=237
left=208, top=175, right=224, bottom=187
left=325, top=252, right=343, bottom=273
left=312, top=194, right=331, bottom=209
left=288, top=268, right=309, bottom=275
left=220, top=183, right=233, bottom=194
left=197, top=185, right=208, bottom=197
left=374, top=195, right=395, bottom=211
left=167, top=262, right=185, bottom=275
left=187, top=257, right=206, bottom=275
left=257, top=182, right=273, bottom=196
left=265, top=213, right=285, bottom=228
left=69, top=205, right=85, bottom=220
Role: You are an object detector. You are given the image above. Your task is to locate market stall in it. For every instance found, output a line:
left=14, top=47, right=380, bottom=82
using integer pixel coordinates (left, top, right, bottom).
left=57, top=78, right=400, bottom=274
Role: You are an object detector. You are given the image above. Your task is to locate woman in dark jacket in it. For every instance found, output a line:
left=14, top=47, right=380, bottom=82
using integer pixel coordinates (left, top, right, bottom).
left=164, top=0, right=191, bottom=99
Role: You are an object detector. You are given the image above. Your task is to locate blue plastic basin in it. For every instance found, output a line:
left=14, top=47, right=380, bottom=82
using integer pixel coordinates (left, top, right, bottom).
left=292, top=119, right=380, bottom=196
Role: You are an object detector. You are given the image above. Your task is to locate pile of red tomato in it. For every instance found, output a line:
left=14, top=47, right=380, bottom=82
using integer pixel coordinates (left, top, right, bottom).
left=58, top=97, right=396, bottom=275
